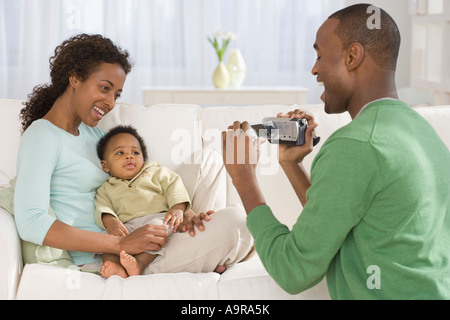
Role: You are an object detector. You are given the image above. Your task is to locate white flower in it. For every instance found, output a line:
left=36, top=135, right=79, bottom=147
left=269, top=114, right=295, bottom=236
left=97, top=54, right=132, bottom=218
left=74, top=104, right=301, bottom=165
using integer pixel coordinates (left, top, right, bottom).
left=207, top=31, right=238, bottom=62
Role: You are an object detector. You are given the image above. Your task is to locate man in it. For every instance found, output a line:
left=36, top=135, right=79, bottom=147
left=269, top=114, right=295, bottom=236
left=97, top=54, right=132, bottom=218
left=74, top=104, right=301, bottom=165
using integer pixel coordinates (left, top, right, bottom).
left=222, top=4, right=450, bottom=299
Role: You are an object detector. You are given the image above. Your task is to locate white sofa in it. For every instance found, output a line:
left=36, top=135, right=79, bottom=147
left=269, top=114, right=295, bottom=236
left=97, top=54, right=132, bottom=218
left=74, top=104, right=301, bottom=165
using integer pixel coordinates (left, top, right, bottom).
left=1, top=98, right=449, bottom=300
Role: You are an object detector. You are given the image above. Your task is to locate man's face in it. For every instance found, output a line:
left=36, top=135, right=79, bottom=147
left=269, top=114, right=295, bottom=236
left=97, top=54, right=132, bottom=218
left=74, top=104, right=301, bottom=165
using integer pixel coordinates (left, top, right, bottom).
left=311, top=19, right=353, bottom=115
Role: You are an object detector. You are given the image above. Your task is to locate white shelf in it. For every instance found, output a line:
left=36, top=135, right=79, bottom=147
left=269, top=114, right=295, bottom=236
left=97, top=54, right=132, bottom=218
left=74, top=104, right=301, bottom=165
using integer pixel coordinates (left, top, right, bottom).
left=142, top=86, right=309, bottom=106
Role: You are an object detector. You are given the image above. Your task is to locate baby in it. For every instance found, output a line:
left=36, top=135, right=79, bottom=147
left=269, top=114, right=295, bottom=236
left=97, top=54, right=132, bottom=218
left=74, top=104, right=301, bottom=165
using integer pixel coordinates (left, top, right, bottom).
left=94, top=125, right=191, bottom=278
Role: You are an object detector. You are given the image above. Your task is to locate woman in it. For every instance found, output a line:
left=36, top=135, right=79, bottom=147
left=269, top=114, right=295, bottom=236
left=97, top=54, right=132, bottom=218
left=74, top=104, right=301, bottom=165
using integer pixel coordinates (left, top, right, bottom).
left=14, top=34, right=252, bottom=274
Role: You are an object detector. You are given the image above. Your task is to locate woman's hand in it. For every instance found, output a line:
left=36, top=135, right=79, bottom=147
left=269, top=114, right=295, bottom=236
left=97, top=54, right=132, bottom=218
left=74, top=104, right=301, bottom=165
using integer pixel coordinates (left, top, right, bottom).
left=176, top=209, right=215, bottom=237
left=277, top=109, right=319, bottom=164
left=118, top=224, right=168, bottom=255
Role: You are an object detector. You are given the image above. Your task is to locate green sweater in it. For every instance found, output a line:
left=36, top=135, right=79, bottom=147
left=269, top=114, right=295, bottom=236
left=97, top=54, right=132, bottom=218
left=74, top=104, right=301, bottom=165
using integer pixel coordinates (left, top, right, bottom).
left=247, top=100, right=450, bottom=300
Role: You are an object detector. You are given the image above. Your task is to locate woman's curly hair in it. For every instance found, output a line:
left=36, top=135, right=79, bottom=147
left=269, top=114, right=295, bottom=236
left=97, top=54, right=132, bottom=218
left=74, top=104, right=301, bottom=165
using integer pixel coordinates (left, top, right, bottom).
left=20, top=34, right=132, bottom=133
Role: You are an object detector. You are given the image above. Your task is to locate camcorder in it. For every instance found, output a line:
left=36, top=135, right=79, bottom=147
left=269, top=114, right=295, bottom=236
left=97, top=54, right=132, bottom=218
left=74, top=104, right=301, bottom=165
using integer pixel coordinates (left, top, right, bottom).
left=251, top=117, right=320, bottom=146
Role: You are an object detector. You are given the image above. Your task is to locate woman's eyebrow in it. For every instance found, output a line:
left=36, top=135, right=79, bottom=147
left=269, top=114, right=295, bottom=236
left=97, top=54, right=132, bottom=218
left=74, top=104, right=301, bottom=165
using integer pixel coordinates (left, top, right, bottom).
left=102, top=80, right=115, bottom=87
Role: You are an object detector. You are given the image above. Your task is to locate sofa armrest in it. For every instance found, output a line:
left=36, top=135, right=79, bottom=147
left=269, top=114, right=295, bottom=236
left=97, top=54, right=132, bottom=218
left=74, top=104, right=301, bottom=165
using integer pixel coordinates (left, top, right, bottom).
left=0, top=207, right=23, bottom=299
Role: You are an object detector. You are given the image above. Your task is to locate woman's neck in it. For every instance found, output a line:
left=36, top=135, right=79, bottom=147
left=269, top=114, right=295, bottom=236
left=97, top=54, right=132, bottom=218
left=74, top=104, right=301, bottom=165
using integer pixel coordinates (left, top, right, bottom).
left=43, top=94, right=81, bottom=136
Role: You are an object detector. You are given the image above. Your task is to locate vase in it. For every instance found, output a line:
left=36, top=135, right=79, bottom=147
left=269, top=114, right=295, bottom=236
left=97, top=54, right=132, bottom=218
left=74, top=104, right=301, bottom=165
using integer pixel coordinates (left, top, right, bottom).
left=226, top=48, right=247, bottom=88
left=212, top=61, right=230, bottom=89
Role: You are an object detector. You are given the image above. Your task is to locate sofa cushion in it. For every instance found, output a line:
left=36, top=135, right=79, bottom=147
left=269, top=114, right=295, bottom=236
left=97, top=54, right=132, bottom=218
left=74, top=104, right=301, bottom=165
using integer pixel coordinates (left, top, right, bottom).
left=0, top=180, right=74, bottom=268
left=414, top=105, right=450, bottom=149
left=16, top=263, right=220, bottom=299
left=0, top=99, right=23, bottom=188
left=218, top=255, right=330, bottom=300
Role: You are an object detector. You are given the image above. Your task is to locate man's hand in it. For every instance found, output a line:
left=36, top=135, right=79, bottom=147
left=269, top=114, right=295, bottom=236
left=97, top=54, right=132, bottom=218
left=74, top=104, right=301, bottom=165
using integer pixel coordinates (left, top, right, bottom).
left=277, top=109, right=319, bottom=165
left=221, top=121, right=267, bottom=214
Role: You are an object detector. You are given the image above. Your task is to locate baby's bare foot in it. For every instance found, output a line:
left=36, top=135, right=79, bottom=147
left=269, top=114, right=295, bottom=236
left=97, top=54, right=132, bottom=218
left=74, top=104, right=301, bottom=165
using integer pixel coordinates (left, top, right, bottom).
left=119, top=250, right=142, bottom=276
left=100, top=260, right=128, bottom=279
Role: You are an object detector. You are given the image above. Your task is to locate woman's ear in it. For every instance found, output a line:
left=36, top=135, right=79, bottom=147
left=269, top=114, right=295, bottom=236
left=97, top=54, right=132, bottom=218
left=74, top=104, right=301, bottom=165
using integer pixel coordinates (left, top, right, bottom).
left=101, top=160, right=110, bottom=173
left=346, top=42, right=365, bottom=71
left=68, top=73, right=82, bottom=89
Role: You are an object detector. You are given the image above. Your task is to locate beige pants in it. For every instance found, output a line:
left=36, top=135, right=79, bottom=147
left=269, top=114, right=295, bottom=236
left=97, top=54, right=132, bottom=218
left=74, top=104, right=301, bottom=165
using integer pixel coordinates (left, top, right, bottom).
left=144, top=205, right=254, bottom=274
left=123, top=212, right=173, bottom=258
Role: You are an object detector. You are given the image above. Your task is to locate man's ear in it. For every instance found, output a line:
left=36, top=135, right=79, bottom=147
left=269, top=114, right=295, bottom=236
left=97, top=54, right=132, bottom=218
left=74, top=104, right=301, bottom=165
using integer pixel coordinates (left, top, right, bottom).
left=101, top=160, right=110, bottom=174
left=346, top=42, right=365, bottom=71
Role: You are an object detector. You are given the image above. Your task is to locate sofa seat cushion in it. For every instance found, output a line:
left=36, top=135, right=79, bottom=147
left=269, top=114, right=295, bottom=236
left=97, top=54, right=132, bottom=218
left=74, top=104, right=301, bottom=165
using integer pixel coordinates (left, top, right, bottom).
left=218, top=255, right=330, bottom=300
left=16, top=255, right=330, bottom=300
left=16, top=263, right=220, bottom=300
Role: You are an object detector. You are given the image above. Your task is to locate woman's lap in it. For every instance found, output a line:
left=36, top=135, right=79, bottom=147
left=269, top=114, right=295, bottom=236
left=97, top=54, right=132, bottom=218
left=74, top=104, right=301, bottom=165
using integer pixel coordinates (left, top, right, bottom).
left=144, top=205, right=254, bottom=274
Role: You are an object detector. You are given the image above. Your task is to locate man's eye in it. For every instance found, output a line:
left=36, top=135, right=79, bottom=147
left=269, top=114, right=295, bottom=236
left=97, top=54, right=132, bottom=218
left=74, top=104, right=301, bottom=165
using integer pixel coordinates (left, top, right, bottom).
left=316, top=56, right=321, bottom=61
left=116, top=151, right=123, bottom=155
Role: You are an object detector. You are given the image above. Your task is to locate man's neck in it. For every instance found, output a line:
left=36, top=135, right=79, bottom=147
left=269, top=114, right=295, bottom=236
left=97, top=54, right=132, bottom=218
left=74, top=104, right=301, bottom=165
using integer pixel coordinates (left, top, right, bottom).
left=348, top=72, right=398, bottom=119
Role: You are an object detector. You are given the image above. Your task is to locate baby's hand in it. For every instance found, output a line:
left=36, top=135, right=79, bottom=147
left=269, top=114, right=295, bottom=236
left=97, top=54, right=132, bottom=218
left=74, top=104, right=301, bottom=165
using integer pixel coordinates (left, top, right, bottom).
left=164, top=209, right=184, bottom=231
left=102, top=213, right=129, bottom=237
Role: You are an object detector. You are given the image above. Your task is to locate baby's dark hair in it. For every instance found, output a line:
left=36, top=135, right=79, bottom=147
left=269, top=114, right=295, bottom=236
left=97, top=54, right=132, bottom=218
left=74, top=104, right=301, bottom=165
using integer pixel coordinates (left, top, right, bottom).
left=97, top=125, right=148, bottom=161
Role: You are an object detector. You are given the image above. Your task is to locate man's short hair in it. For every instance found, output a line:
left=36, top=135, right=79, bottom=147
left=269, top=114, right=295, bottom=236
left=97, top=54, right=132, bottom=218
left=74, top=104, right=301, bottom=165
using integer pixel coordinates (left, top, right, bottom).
left=329, top=3, right=401, bottom=71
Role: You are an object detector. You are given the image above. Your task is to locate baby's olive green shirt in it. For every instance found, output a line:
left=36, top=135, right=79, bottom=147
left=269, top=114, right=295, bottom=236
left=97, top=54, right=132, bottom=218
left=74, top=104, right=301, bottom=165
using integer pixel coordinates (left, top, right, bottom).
left=95, top=161, right=191, bottom=229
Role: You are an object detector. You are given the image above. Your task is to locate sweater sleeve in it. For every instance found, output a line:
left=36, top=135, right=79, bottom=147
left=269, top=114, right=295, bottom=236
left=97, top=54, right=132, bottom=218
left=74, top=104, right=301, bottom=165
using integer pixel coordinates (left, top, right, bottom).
left=247, top=137, right=382, bottom=295
left=93, top=182, right=119, bottom=229
left=14, top=123, right=59, bottom=245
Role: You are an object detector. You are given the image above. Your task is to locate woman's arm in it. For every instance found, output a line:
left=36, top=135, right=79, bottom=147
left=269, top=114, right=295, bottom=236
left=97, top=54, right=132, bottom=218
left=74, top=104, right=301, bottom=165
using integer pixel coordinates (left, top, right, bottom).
left=43, top=219, right=168, bottom=256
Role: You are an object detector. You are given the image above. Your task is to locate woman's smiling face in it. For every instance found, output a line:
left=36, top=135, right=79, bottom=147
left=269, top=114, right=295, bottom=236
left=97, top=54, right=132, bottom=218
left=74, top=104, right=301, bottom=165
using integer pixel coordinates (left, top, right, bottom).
left=70, top=62, right=127, bottom=128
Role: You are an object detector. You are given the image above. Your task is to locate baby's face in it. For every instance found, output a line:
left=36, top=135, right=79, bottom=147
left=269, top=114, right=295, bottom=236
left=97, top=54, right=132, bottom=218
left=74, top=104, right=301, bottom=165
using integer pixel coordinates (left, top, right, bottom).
left=101, top=133, right=145, bottom=180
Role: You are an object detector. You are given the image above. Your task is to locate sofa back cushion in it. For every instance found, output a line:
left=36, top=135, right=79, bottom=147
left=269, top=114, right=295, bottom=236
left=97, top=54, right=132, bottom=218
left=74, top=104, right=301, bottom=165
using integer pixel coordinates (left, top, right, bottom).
left=0, top=99, right=23, bottom=188
left=414, top=105, right=450, bottom=149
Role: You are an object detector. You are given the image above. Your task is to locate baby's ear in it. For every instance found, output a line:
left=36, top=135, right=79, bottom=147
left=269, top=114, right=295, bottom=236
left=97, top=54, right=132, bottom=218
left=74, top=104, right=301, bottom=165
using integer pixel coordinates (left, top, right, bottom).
left=101, top=160, right=110, bottom=173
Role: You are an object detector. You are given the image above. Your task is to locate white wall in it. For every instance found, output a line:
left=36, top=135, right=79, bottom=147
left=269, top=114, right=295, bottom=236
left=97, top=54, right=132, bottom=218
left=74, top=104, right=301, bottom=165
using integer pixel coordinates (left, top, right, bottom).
left=344, top=0, right=412, bottom=89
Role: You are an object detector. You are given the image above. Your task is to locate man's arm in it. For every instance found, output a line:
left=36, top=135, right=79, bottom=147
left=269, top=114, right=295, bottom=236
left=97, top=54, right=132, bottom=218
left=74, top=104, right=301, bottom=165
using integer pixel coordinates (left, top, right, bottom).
left=279, top=161, right=311, bottom=207
left=222, top=121, right=266, bottom=215
left=276, top=109, right=318, bottom=207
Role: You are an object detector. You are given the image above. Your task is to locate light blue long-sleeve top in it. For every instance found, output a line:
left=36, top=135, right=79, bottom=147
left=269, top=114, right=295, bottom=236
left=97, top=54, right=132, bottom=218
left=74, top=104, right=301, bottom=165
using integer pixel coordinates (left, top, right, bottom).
left=14, top=119, right=108, bottom=265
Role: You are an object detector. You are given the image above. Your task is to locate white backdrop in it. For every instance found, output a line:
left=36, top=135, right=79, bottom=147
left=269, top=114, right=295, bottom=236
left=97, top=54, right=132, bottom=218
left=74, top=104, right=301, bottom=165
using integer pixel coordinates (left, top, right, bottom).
left=0, top=0, right=343, bottom=105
